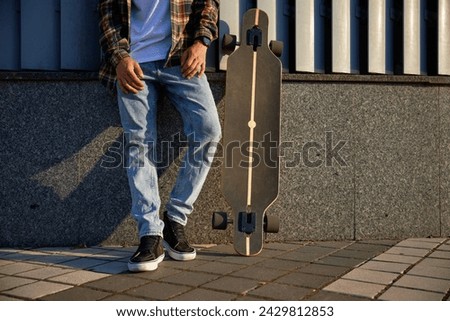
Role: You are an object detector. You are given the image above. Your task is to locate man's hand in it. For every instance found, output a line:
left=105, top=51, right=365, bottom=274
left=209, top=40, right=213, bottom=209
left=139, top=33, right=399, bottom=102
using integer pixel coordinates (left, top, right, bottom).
left=181, top=41, right=208, bottom=79
left=116, top=57, right=145, bottom=94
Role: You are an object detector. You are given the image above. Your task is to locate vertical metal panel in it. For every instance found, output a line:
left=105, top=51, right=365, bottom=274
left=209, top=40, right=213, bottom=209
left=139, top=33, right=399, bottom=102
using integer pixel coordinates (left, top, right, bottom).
left=368, top=0, right=394, bottom=74
left=368, top=0, right=386, bottom=74
left=332, top=0, right=359, bottom=73
left=295, top=0, right=314, bottom=72
left=403, top=0, right=426, bottom=75
left=0, top=0, right=21, bottom=70
left=295, top=0, right=326, bottom=73
left=219, top=0, right=252, bottom=71
left=257, top=0, right=290, bottom=71
left=60, top=0, right=100, bottom=70
left=332, top=0, right=350, bottom=73
left=438, top=0, right=450, bottom=75
left=21, top=0, right=60, bottom=70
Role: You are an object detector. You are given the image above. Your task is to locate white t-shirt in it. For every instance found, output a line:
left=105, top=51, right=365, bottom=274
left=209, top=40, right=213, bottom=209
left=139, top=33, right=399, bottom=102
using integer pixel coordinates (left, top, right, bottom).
left=130, top=0, right=172, bottom=63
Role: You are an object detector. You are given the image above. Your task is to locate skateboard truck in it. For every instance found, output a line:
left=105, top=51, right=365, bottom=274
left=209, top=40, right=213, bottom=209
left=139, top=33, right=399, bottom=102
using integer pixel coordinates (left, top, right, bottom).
left=222, top=32, right=283, bottom=57
left=212, top=211, right=279, bottom=234
left=247, top=26, right=262, bottom=51
left=238, top=212, right=256, bottom=234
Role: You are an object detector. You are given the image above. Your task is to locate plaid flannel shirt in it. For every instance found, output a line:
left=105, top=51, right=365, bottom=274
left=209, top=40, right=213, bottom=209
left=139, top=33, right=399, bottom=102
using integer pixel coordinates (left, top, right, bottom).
left=98, top=0, right=219, bottom=93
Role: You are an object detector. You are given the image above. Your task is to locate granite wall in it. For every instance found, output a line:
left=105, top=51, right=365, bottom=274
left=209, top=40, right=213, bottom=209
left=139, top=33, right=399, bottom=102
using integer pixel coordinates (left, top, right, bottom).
left=0, top=76, right=449, bottom=247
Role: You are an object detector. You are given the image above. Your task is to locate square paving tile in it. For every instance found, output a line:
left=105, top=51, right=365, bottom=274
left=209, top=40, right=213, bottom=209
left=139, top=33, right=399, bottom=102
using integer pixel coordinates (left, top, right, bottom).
left=341, top=268, right=399, bottom=285
left=408, top=238, right=447, bottom=244
left=343, top=243, right=390, bottom=253
left=230, top=265, right=287, bottom=282
left=60, top=258, right=110, bottom=270
left=419, top=258, right=450, bottom=269
left=159, top=271, right=219, bottom=287
left=316, top=256, right=366, bottom=268
left=393, top=275, right=450, bottom=293
left=216, top=255, right=267, bottom=265
left=378, top=286, right=445, bottom=301
left=359, top=261, right=411, bottom=274
left=125, top=281, right=192, bottom=300
left=3, top=281, right=72, bottom=299
left=49, top=270, right=110, bottom=285
left=57, top=248, right=108, bottom=257
left=429, top=251, right=450, bottom=259
left=89, top=261, right=129, bottom=274
left=257, top=248, right=285, bottom=258
left=0, top=294, right=23, bottom=301
left=16, top=266, right=74, bottom=280
left=313, top=241, right=354, bottom=249
left=25, top=254, right=80, bottom=266
left=395, top=240, right=441, bottom=250
left=358, top=240, right=400, bottom=247
left=102, top=294, right=146, bottom=301
left=0, top=276, right=36, bottom=291
left=331, top=249, right=379, bottom=260
left=0, top=260, right=14, bottom=267
left=2, top=251, right=43, bottom=262
left=131, top=267, right=182, bottom=281
left=170, top=288, right=237, bottom=301
left=384, top=247, right=430, bottom=257
left=84, top=275, right=149, bottom=293
left=264, top=243, right=303, bottom=251
left=189, top=261, right=245, bottom=275
left=249, top=283, right=312, bottom=300
left=293, top=246, right=337, bottom=255
left=0, top=249, right=19, bottom=257
left=201, top=276, right=260, bottom=294
left=159, top=258, right=208, bottom=270
left=282, top=251, right=329, bottom=262
left=298, top=263, right=350, bottom=277
left=0, top=262, right=43, bottom=275
left=407, top=264, right=450, bottom=280
left=41, top=286, right=111, bottom=301
left=307, top=290, right=370, bottom=301
left=372, top=253, right=422, bottom=264
left=275, top=272, right=335, bottom=289
left=323, top=279, right=386, bottom=299
left=88, top=250, right=129, bottom=261
left=256, top=258, right=308, bottom=271
left=201, top=244, right=235, bottom=255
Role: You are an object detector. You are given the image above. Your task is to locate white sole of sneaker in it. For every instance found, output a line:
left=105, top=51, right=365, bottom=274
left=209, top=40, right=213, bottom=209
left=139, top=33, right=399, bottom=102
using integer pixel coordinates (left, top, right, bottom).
left=163, top=241, right=196, bottom=261
left=128, top=253, right=165, bottom=272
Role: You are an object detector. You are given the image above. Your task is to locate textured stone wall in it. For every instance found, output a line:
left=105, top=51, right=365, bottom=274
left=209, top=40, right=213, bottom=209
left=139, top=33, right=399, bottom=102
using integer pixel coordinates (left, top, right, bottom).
left=0, top=78, right=448, bottom=247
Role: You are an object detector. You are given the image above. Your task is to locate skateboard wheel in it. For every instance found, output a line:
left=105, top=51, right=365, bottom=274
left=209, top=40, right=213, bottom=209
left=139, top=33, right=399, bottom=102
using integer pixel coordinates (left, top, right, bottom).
left=269, top=40, right=283, bottom=58
left=264, top=215, right=279, bottom=233
left=212, top=212, right=228, bottom=230
left=222, top=34, right=237, bottom=54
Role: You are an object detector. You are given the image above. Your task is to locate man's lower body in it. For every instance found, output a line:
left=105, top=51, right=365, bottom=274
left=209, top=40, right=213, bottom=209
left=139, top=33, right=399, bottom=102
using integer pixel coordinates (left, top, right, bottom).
left=117, top=60, right=221, bottom=272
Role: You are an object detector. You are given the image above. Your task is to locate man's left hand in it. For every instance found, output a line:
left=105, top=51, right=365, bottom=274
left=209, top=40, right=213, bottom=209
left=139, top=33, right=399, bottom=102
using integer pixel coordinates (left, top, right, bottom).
left=181, top=41, right=208, bottom=79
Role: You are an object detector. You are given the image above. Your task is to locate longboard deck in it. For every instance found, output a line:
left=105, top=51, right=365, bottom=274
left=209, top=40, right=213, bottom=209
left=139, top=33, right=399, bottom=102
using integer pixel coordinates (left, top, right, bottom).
left=222, top=9, right=281, bottom=256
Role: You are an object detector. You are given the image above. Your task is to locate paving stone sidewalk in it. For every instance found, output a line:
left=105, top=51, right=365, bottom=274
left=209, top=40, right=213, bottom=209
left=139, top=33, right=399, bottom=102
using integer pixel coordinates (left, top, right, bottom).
left=0, top=238, right=449, bottom=301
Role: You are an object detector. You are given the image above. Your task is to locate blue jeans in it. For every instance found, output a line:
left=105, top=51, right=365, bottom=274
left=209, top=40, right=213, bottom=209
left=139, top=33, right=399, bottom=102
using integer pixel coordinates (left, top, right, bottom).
left=117, top=60, right=221, bottom=238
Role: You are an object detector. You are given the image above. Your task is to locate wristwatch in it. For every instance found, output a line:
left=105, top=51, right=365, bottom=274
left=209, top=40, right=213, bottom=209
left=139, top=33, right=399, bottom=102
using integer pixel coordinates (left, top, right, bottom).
left=196, top=36, right=211, bottom=48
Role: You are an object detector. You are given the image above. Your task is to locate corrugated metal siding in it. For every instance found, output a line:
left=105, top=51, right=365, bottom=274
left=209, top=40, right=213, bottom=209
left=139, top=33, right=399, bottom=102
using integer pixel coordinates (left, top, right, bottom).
left=61, top=0, right=100, bottom=70
left=0, top=0, right=21, bottom=70
left=0, top=0, right=448, bottom=76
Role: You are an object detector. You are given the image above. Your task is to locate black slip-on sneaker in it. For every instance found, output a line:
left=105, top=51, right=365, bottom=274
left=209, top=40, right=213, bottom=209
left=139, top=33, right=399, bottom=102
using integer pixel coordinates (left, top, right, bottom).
left=128, top=235, right=165, bottom=272
left=163, top=213, right=196, bottom=261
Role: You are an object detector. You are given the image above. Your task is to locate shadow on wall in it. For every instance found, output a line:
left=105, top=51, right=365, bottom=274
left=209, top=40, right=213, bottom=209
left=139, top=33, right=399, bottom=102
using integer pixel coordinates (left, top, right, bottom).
left=0, top=81, right=226, bottom=247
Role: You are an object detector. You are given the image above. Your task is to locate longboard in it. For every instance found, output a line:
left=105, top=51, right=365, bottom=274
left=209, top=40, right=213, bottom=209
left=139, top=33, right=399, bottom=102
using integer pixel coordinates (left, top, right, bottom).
left=213, top=9, right=282, bottom=256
